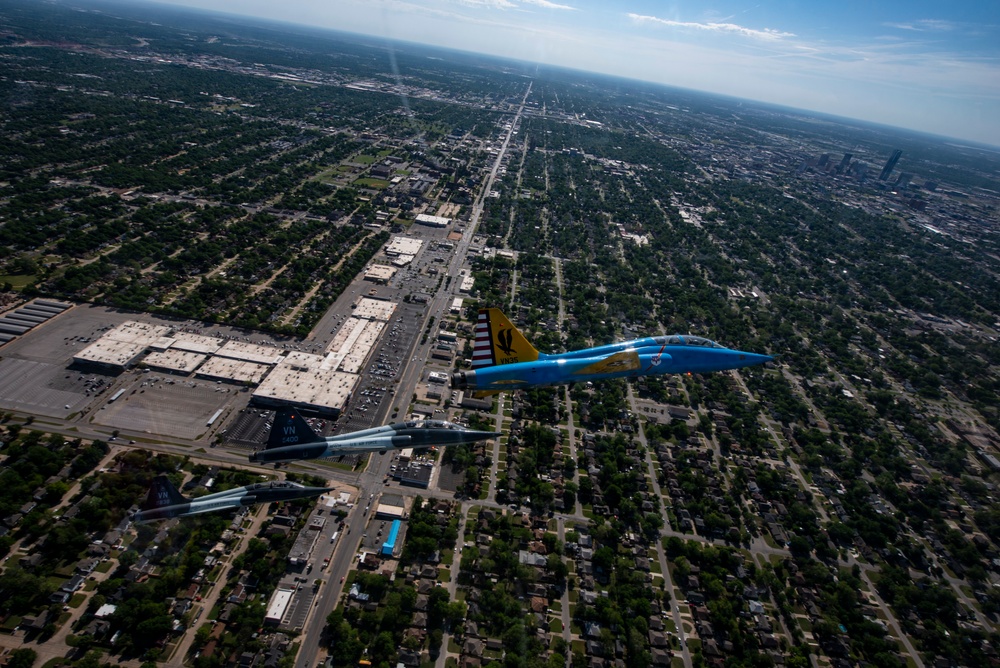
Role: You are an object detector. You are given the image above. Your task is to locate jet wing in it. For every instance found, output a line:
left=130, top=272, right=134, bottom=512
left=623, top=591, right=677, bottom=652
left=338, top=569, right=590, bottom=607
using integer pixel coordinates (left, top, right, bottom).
left=573, top=350, right=641, bottom=376
left=472, top=389, right=501, bottom=399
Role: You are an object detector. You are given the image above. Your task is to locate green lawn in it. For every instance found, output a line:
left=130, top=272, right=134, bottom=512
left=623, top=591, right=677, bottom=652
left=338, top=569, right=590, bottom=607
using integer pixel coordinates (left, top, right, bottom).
left=354, top=177, right=390, bottom=189
left=354, top=154, right=377, bottom=165
left=69, top=593, right=87, bottom=608
left=0, top=274, right=35, bottom=289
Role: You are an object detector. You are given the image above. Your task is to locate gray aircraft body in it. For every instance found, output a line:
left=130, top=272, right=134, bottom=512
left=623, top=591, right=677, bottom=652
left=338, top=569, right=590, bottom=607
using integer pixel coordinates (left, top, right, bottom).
left=132, top=475, right=331, bottom=522
left=248, top=407, right=500, bottom=464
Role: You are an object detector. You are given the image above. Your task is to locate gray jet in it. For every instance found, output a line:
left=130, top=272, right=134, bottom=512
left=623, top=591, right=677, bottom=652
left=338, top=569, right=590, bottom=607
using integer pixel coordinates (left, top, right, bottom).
left=249, top=406, right=500, bottom=464
left=132, top=475, right=331, bottom=522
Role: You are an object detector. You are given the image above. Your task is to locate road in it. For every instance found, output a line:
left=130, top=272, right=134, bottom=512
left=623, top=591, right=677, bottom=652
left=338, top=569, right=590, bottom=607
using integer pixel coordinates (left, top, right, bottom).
left=294, top=73, right=534, bottom=668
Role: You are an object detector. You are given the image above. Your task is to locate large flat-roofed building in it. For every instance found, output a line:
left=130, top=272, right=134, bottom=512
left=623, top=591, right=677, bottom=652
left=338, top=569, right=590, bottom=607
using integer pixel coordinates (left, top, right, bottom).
left=252, top=353, right=358, bottom=417
left=264, top=588, right=293, bottom=626
left=390, top=254, right=415, bottom=267
left=459, top=275, right=475, bottom=293
left=253, top=298, right=397, bottom=415
left=170, top=332, right=223, bottom=355
left=288, top=517, right=323, bottom=566
left=73, top=321, right=174, bottom=369
left=336, top=320, right=385, bottom=374
left=73, top=339, right=148, bottom=370
left=364, top=265, right=397, bottom=284
left=385, top=236, right=424, bottom=257
left=106, top=321, right=173, bottom=346
left=415, top=213, right=450, bottom=228
left=143, top=349, right=207, bottom=374
left=392, top=462, right=432, bottom=488
left=196, top=357, right=271, bottom=385
left=215, top=340, right=284, bottom=365
left=352, top=297, right=396, bottom=322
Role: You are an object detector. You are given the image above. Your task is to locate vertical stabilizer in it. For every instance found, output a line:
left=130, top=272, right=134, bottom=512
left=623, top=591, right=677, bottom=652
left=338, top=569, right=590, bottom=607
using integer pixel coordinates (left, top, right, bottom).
left=144, top=475, right=186, bottom=510
left=472, top=308, right=540, bottom=368
left=266, top=407, right=321, bottom=450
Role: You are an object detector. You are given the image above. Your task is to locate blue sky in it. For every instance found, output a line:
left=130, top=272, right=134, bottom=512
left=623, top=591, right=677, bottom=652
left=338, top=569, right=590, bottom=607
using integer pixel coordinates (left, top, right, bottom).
left=153, top=0, right=1000, bottom=145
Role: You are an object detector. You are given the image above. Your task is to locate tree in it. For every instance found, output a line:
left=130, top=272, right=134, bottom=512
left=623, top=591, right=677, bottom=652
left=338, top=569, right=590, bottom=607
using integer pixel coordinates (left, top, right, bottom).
left=6, top=649, right=37, bottom=668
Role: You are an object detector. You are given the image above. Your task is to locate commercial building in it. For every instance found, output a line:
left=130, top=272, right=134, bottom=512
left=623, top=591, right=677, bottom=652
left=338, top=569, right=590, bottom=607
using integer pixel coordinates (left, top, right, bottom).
left=364, top=265, right=397, bottom=284
left=196, top=356, right=272, bottom=384
left=415, top=213, right=451, bottom=228
left=143, top=349, right=207, bottom=374
left=264, top=588, right=294, bottom=626
left=385, top=236, right=424, bottom=257
left=253, top=298, right=397, bottom=415
left=252, top=354, right=358, bottom=417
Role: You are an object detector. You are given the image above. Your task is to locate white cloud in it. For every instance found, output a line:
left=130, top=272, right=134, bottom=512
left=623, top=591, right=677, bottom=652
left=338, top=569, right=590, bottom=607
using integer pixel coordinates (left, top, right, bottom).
left=454, top=0, right=518, bottom=9
left=884, top=19, right=957, bottom=32
left=627, top=13, right=794, bottom=41
left=521, top=0, right=576, bottom=10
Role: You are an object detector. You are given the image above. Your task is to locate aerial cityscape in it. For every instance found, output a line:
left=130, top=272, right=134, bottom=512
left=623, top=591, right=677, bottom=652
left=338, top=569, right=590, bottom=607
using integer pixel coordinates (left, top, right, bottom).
left=1, top=2, right=999, bottom=668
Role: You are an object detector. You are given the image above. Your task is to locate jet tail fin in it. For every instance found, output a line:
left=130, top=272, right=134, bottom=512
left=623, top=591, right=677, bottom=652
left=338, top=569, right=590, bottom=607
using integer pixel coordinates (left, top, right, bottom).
left=143, top=475, right=186, bottom=510
left=472, top=308, right=540, bottom=368
left=266, top=407, right=321, bottom=450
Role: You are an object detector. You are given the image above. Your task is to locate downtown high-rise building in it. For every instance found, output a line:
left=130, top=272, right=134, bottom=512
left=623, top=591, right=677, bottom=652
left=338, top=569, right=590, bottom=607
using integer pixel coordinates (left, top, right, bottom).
left=879, top=149, right=902, bottom=181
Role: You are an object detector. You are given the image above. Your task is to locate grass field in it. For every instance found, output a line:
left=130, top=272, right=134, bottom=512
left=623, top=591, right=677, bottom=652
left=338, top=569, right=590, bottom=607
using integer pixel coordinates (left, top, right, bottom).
left=353, top=177, right=390, bottom=189
left=0, top=274, right=35, bottom=289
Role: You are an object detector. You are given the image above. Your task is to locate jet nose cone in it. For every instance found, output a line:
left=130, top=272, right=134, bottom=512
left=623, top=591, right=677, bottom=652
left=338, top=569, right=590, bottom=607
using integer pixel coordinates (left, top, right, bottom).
left=737, top=352, right=773, bottom=368
left=462, top=430, right=502, bottom=442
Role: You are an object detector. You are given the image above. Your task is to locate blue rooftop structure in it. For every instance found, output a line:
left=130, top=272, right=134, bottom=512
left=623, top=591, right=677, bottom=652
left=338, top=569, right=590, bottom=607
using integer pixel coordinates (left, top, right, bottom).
left=381, top=519, right=401, bottom=556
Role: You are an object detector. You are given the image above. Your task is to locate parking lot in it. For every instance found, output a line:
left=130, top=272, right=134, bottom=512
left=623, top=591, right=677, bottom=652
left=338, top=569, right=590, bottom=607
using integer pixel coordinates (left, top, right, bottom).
left=92, top=376, right=234, bottom=440
left=0, top=304, right=127, bottom=418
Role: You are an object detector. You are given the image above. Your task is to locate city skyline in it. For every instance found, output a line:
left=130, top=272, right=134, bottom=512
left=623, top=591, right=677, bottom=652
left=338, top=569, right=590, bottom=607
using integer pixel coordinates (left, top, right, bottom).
left=145, top=0, right=1000, bottom=146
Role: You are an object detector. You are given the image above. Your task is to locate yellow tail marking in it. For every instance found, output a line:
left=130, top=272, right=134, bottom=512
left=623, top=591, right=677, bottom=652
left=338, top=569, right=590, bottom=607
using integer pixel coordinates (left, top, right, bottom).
left=485, top=308, right=540, bottom=365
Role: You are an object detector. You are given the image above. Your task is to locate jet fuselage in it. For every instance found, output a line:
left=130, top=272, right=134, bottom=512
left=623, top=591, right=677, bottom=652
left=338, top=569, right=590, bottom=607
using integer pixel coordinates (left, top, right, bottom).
left=249, top=411, right=500, bottom=464
left=133, top=480, right=331, bottom=523
left=452, top=334, right=772, bottom=393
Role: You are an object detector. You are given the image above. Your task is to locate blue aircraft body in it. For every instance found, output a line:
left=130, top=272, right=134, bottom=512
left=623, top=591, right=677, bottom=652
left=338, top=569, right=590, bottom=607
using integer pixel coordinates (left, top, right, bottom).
left=450, top=309, right=772, bottom=395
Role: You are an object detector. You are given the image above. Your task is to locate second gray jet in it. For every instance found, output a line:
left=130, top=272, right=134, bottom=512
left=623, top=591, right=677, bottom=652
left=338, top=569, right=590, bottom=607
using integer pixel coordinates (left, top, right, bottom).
left=249, top=407, right=500, bottom=464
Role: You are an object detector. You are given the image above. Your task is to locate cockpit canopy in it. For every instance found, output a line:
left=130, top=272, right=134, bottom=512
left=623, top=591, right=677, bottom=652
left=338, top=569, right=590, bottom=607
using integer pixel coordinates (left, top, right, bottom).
left=398, top=420, right=465, bottom=430
left=245, top=481, right=300, bottom=491
left=654, top=335, right=725, bottom=348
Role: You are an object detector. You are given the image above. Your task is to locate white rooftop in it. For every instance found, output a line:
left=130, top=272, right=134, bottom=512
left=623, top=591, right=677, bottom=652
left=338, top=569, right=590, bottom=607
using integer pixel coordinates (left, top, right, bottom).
left=196, top=357, right=271, bottom=384
left=253, top=356, right=358, bottom=412
left=385, top=236, right=424, bottom=256
left=354, top=297, right=396, bottom=322
left=170, top=332, right=223, bottom=355
left=215, top=340, right=284, bottom=365
left=144, top=349, right=207, bottom=374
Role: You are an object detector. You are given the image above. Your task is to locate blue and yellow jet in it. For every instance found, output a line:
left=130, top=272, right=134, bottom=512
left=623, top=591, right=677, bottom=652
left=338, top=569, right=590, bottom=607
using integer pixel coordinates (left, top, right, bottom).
left=450, top=309, right=772, bottom=396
